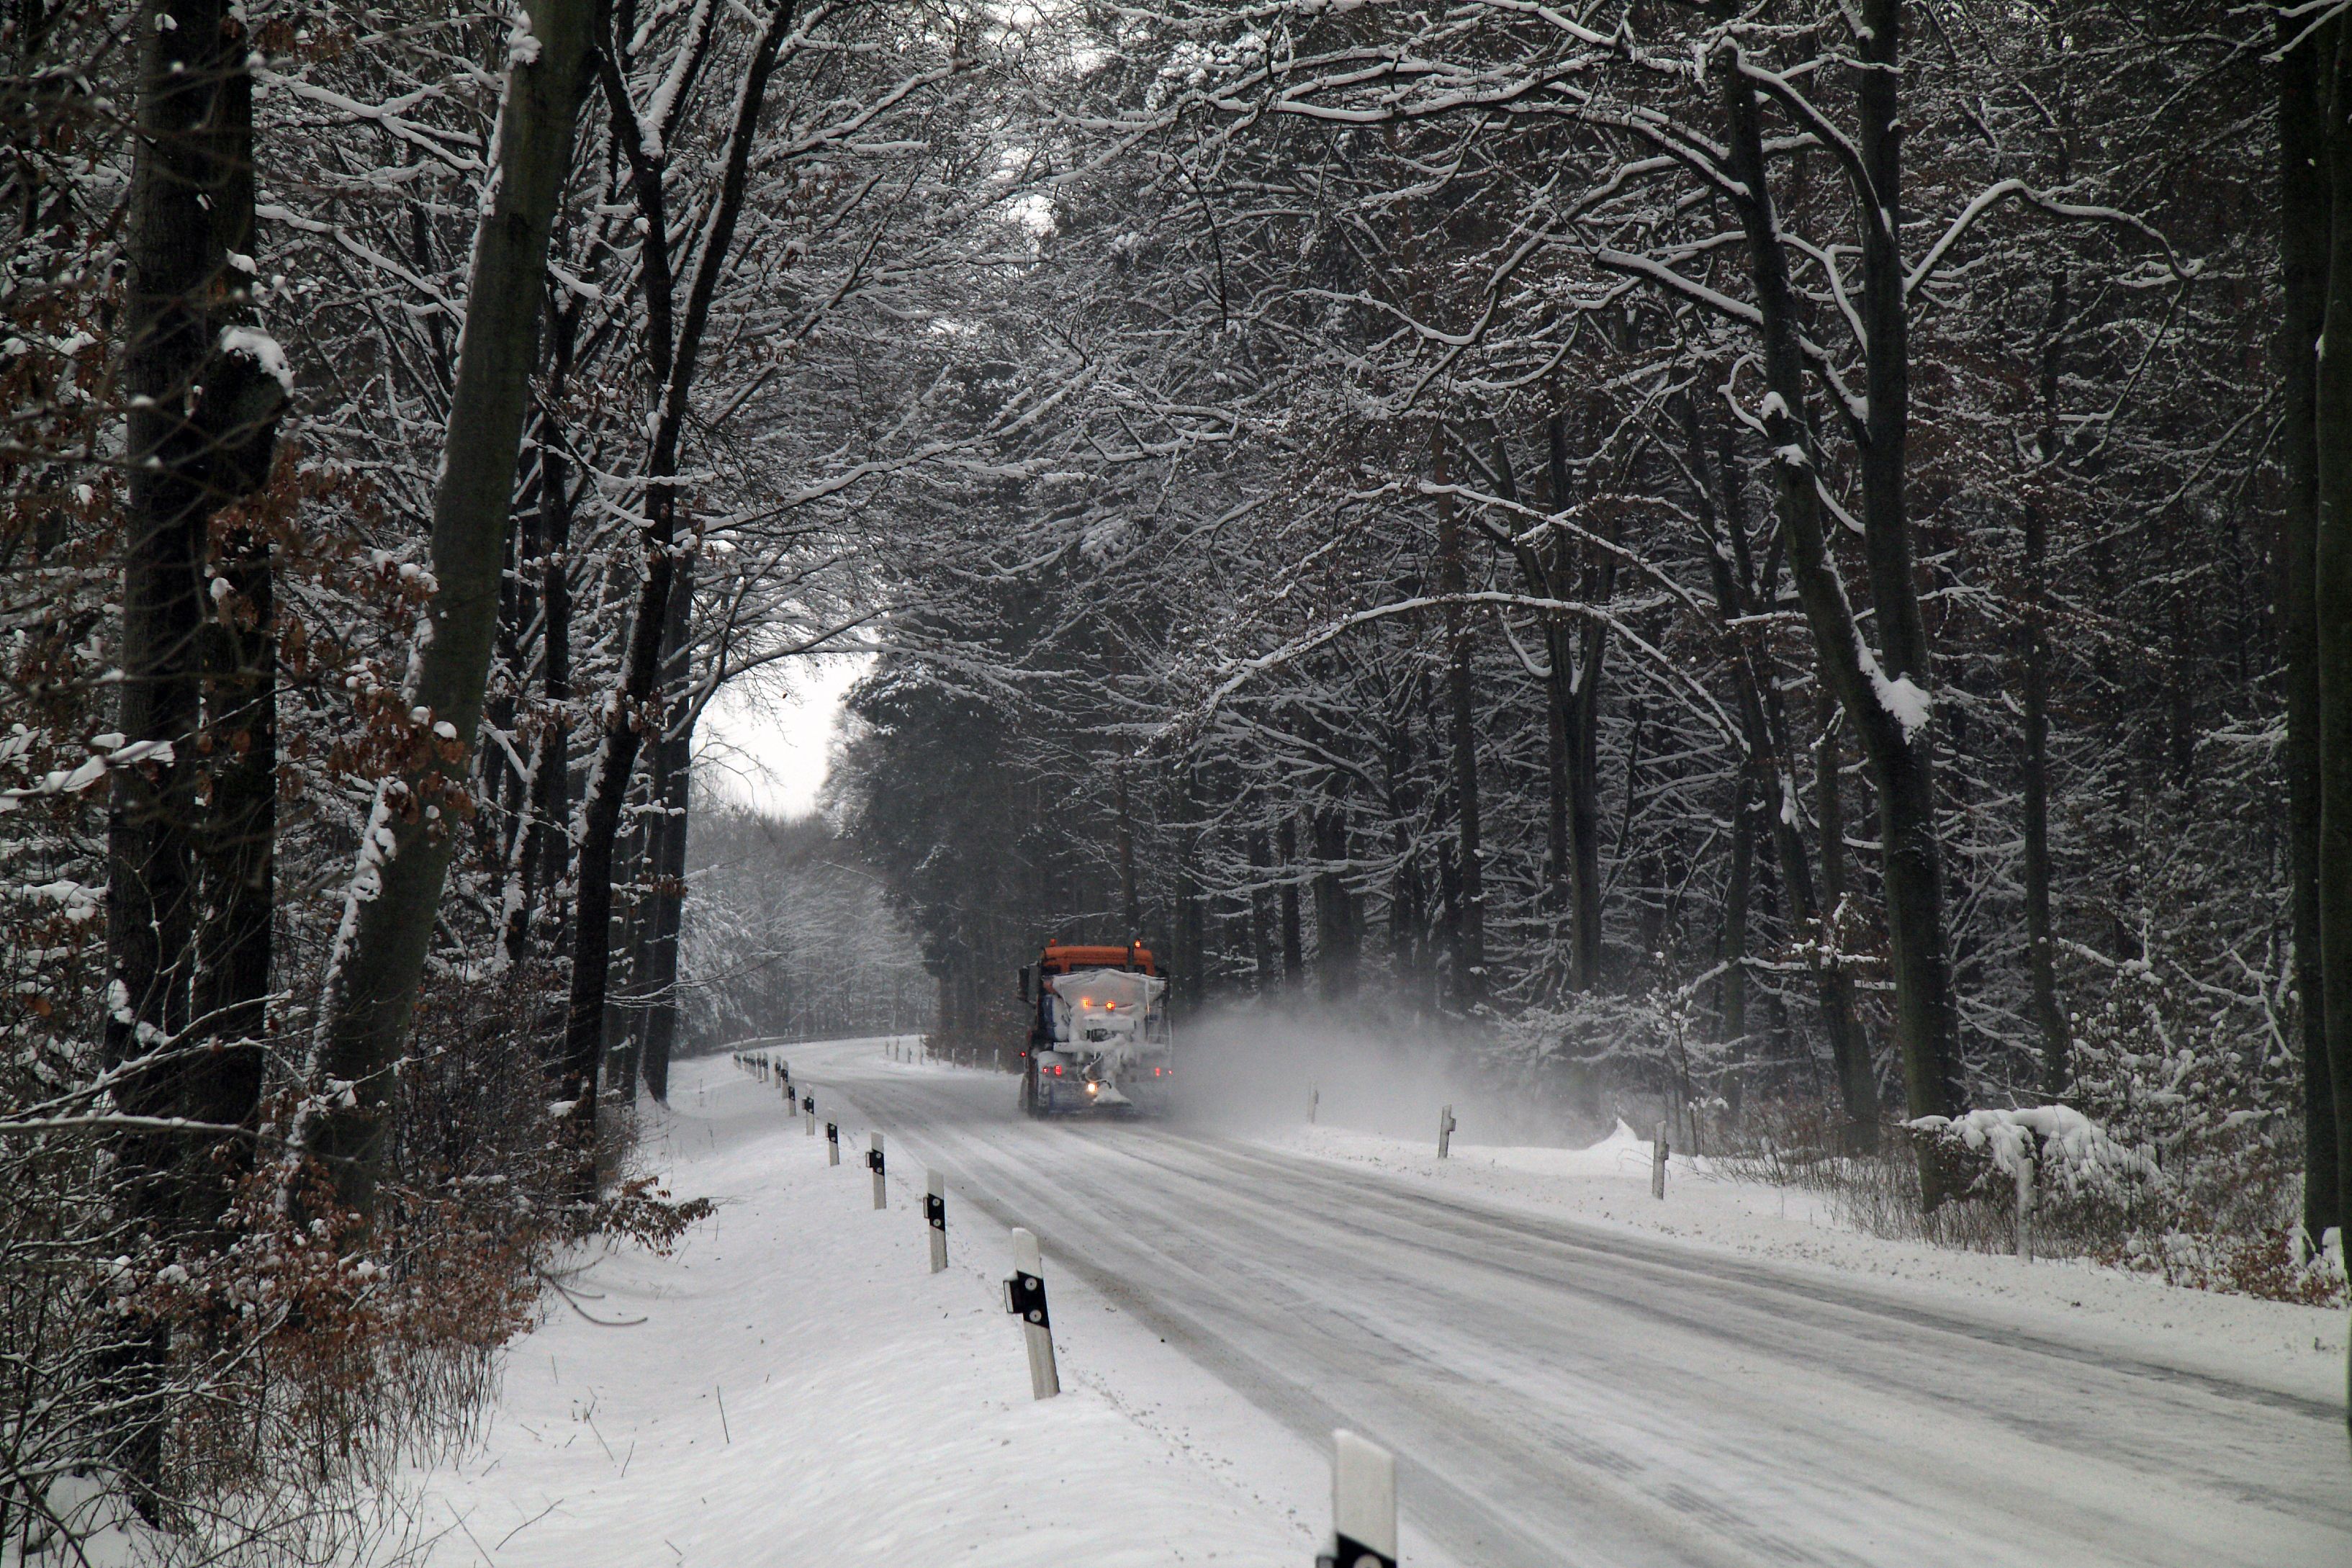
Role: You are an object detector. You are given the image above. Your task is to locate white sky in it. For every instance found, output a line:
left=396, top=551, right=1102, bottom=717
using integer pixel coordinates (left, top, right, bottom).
left=695, top=654, right=872, bottom=818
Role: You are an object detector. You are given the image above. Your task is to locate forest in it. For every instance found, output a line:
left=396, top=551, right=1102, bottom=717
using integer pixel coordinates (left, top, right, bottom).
left=1, top=0, right=2348, bottom=1558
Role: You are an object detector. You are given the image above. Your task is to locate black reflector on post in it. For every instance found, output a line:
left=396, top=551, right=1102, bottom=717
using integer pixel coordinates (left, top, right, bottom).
left=924, top=1169, right=947, bottom=1273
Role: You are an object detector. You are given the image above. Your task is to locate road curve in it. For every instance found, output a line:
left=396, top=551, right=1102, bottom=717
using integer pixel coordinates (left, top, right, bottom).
left=779, top=1040, right=2348, bottom=1568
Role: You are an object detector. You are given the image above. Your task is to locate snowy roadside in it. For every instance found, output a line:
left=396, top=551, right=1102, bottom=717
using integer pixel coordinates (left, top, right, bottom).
left=1257, top=1119, right=2347, bottom=1402
left=400, top=1046, right=1308, bottom=1567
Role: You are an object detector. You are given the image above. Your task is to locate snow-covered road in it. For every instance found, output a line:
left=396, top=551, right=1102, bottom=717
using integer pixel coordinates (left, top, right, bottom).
left=788, top=1037, right=2348, bottom=1568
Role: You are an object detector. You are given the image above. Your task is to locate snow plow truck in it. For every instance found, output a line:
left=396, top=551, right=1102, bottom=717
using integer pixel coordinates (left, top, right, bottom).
left=1018, top=940, right=1173, bottom=1118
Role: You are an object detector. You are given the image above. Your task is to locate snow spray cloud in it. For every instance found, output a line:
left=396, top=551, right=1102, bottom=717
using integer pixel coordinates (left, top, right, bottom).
left=1172, top=1000, right=1609, bottom=1149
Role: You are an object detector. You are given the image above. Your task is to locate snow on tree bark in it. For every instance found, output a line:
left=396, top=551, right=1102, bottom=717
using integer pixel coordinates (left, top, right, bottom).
left=307, top=0, right=598, bottom=1218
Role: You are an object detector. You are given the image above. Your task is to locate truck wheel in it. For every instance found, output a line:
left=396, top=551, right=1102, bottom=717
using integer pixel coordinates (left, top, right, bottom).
left=1020, top=1066, right=1038, bottom=1118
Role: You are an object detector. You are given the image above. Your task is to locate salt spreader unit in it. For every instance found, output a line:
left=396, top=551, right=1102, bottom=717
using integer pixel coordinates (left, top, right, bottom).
left=1019, top=940, right=1173, bottom=1118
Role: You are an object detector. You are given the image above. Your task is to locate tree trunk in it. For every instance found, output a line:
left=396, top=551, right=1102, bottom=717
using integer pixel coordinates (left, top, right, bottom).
left=1722, top=39, right=1962, bottom=1195
left=638, top=558, right=695, bottom=1103
left=496, top=445, right=541, bottom=966
left=1386, top=717, right=1432, bottom=1011
left=307, top=0, right=595, bottom=1217
left=600, top=778, right=651, bottom=1107
left=1438, top=810, right=1462, bottom=995
left=1544, top=648, right=1569, bottom=917
left=1277, top=812, right=1304, bottom=984
left=1511, top=412, right=1610, bottom=993
left=1175, top=835, right=1202, bottom=1009
left=191, top=514, right=273, bottom=1201
left=184, top=23, right=276, bottom=1228
left=1678, top=390, right=1878, bottom=1150
left=1853, top=0, right=1964, bottom=1126
left=1313, top=805, right=1359, bottom=1001
left=636, top=780, right=687, bottom=1103
left=112, top=0, right=256, bottom=1221
left=105, top=0, right=281, bottom=1499
left=524, top=318, right=578, bottom=965
left=114, top=0, right=286, bottom=1216
left=1719, top=767, right=1753, bottom=1069
left=1538, top=417, right=1582, bottom=983
left=1812, top=702, right=1876, bottom=1149
left=2311, top=25, right=2352, bottom=1319
left=2021, top=496, right=2065, bottom=1096
left=1173, top=768, right=1202, bottom=1011
left=1114, top=757, right=1141, bottom=937
left=1434, top=430, right=1485, bottom=1005
left=2022, top=268, right=2069, bottom=1091
left=1246, top=823, right=1275, bottom=991
left=1559, top=407, right=1612, bottom=993
left=2281, top=13, right=2339, bottom=1245
left=1565, top=659, right=1606, bottom=991
left=561, top=0, right=799, bottom=1194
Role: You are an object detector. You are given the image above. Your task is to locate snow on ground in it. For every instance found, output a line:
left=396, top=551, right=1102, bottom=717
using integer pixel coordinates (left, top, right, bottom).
left=400, top=1044, right=2341, bottom=1568
left=404, top=1045, right=1306, bottom=1567
left=1261, top=1119, right=2346, bottom=1402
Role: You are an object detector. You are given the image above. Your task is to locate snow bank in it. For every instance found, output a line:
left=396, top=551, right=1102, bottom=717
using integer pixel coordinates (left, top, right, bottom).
left=1263, top=1119, right=2343, bottom=1402
left=405, top=1047, right=1294, bottom=1566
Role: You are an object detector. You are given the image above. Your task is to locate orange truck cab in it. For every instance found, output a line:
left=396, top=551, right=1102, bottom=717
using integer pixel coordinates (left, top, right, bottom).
left=1018, top=941, right=1173, bottom=1118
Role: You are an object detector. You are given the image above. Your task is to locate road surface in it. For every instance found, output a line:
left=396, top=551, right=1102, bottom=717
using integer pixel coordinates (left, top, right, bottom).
left=778, top=1039, right=2348, bottom=1568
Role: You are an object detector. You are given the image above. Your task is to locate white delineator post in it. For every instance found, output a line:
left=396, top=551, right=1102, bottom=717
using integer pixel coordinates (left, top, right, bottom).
left=826, top=1119, right=840, bottom=1166
left=924, top=1169, right=948, bottom=1273
left=1652, top=1119, right=1669, bottom=1199
left=1436, top=1104, right=1455, bottom=1159
left=868, top=1132, right=887, bottom=1209
left=1003, top=1227, right=1059, bottom=1400
left=802, top=1093, right=814, bottom=1135
left=1317, top=1429, right=1397, bottom=1568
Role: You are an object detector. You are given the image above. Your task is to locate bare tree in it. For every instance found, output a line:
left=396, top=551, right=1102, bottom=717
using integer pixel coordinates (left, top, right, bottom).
left=307, top=0, right=598, bottom=1217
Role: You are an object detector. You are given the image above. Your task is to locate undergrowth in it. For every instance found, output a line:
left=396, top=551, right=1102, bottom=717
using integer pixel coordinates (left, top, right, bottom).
left=1712, top=1099, right=2346, bottom=1308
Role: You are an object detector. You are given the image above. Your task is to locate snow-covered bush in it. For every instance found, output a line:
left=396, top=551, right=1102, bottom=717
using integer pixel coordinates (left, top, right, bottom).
left=2055, top=934, right=2337, bottom=1305
left=1904, top=1105, right=2159, bottom=1204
